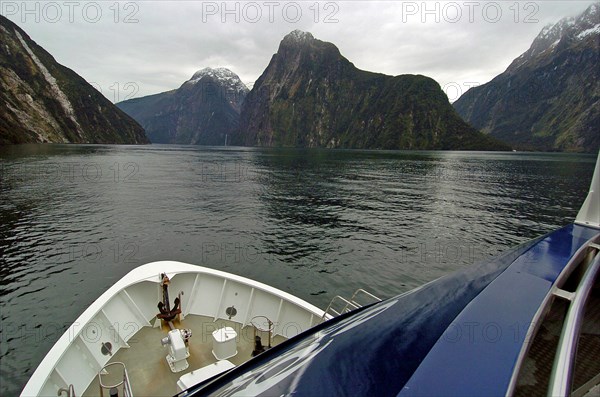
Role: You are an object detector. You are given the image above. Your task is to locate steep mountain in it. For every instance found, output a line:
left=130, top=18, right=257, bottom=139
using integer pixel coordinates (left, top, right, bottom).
left=453, top=3, right=600, bottom=152
left=0, top=15, right=148, bottom=145
left=117, top=68, right=248, bottom=145
left=235, top=30, right=508, bottom=150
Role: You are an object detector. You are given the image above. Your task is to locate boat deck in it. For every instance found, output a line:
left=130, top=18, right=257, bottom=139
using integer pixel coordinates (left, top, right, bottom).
left=82, top=315, right=286, bottom=397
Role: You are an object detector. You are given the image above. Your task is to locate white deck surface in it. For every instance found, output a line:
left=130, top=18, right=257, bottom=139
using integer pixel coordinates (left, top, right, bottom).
left=83, top=314, right=286, bottom=396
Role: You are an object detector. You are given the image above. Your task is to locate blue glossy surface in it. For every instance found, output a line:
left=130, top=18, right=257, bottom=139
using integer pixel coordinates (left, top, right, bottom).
left=398, top=223, right=599, bottom=396
left=183, top=234, right=541, bottom=396
left=182, top=224, right=599, bottom=397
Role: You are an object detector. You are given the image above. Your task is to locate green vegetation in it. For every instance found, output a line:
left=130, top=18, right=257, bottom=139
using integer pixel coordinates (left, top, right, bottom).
left=237, top=32, right=510, bottom=151
left=0, top=15, right=148, bottom=145
left=453, top=6, right=599, bottom=153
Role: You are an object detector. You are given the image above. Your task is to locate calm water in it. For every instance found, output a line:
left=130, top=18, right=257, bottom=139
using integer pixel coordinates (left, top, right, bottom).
left=0, top=145, right=596, bottom=395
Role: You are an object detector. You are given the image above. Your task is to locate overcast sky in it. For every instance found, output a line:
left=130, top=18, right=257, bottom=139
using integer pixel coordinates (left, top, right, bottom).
left=2, top=1, right=596, bottom=103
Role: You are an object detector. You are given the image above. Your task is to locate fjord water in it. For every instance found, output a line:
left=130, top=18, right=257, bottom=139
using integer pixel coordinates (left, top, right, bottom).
left=0, top=145, right=595, bottom=395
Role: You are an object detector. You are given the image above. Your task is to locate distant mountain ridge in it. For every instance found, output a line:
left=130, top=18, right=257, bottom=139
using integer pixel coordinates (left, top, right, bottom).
left=453, top=3, right=600, bottom=152
left=0, top=15, right=148, bottom=145
left=234, top=30, right=509, bottom=150
left=117, top=67, right=248, bottom=145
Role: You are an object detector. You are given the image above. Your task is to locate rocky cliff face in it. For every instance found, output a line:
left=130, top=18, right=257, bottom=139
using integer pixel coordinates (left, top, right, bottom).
left=453, top=4, right=600, bottom=152
left=117, top=67, right=248, bottom=145
left=0, top=15, right=148, bottom=145
left=235, top=30, right=509, bottom=150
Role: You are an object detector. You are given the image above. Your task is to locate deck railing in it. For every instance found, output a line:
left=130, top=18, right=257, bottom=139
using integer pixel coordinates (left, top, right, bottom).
left=99, top=362, right=133, bottom=397
left=548, top=243, right=600, bottom=397
left=57, top=384, right=75, bottom=397
left=322, top=288, right=382, bottom=320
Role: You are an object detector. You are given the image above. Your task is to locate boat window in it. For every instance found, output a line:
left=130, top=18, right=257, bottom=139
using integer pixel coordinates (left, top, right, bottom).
left=571, top=276, right=600, bottom=397
left=513, top=241, right=600, bottom=397
left=561, top=249, right=596, bottom=293
left=514, top=296, right=570, bottom=397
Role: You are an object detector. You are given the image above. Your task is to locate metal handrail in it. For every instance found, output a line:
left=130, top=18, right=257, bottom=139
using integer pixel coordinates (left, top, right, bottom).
left=57, top=384, right=75, bottom=397
left=349, top=289, right=382, bottom=306
left=323, top=296, right=359, bottom=317
left=99, top=362, right=133, bottom=397
left=548, top=249, right=600, bottom=397
left=322, top=289, right=381, bottom=321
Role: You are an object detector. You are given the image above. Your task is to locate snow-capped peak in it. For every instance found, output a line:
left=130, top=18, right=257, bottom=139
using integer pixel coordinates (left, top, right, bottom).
left=187, top=67, right=249, bottom=93
left=289, top=30, right=313, bottom=40
left=527, top=3, right=599, bottom=55
left=283, top=30, right=315, bottom=43
left=191, top=67, right=234, bottom=81
left=539, top=23, right=554, bottom=38
left=507, top=3, right=599, bottom=73
left=538, top=3, right=599, bottom=41
left=578, top=23, right=600, bottom=39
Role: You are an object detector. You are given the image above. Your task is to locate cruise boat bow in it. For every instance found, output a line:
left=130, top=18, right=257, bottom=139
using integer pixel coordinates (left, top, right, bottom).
left=20, top=262, right=328, bottom=396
